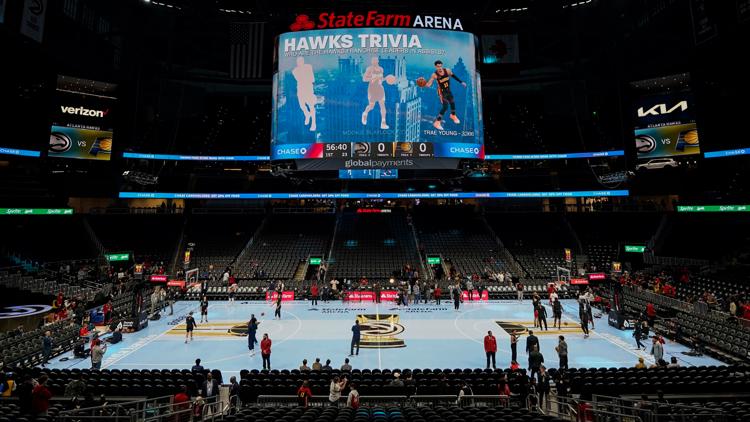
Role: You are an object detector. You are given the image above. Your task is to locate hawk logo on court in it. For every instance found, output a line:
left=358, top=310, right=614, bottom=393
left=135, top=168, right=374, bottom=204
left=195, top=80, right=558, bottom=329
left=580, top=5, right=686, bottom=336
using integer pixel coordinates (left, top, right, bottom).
left=495, top=320, right=581, bottom=336
left=358, top=314, right=406, bottom=348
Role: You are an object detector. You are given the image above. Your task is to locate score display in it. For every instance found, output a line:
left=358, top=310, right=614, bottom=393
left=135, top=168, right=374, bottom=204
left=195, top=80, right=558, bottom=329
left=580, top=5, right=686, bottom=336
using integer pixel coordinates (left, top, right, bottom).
left=271, top=27, right=483, bottom=169
left=322, top=142, right=435, bottom=159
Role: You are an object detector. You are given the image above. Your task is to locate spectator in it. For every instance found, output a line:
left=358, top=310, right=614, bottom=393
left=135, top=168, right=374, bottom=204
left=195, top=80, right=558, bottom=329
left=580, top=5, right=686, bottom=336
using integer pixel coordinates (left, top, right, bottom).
left=346, top=383, right=360, bottom=409
left=192, top=359, right=204, bottom=373
left=299, top=359, right=311, bottom=371
left=667, top=357, right=680, bottom=368
left=172, top=385, right=190, bottom=422
left=646, top=302, right=656, bottom=327
left=107, top=328, right=123, bottom=344
left=341, top=358, right=352, bottom=371
left=538, top=365, right=551, bottom=410
left=17, top=375, right=34, bottom=415
left=0, top=373, right=15, bottom=397
left=651, top=337, right=664, bottom=362
left=328, top=376, right=348, bottom=406
left=526, top=330, right=539, bottom=354
left=41, top=331, right=52, bottom=367
left=635, top=357, right=646, bottom=369
left=229, top=376, right=240, bottom=411
left=201, top=373, right=219, bottom=399
left=322, top=359, right=332, bottom=371
left=555, top=335, right=568, bottom=369
left=31, top=375, right=52, bottom=417
left=65, top=374, right=87, bottom=397
left=404, top=373, right=417, bottom=397
left=90, top=339, right=107, bottom=370
left=297, top=380, right=313, bottom=407
left=528, top=346, right=544, bottom=381
left=389, top=372, right=404, bottom=387
left=312, top=358, right=322, bottom=371
left=516, top=282, right=524, bottom=302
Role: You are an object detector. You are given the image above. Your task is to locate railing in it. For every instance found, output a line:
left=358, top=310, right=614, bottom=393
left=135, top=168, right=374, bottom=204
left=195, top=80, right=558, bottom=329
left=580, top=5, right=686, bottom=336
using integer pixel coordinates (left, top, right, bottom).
left=592, top=394, right=727, bottom=422
left=56, top=394, right=176, bottom=421
left=643, top=254, right=709, bottom=267
left=258, top=394, right=533, bottom=409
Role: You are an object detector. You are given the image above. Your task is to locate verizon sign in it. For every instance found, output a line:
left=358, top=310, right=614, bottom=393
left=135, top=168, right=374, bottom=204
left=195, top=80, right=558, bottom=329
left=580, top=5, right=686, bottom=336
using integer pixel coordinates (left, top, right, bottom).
left=60, top=105, right=109, bottom=118
left=290, top=11, right=464, bottom=31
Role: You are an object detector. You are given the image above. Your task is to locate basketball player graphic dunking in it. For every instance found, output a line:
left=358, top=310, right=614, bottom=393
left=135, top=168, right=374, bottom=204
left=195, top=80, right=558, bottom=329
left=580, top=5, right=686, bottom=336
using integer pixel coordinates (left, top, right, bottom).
left=422, top=60, right=467, bottom=131
left=292, top=57, right=317, bottom=131
left=361, top=57, right=396, bottom=130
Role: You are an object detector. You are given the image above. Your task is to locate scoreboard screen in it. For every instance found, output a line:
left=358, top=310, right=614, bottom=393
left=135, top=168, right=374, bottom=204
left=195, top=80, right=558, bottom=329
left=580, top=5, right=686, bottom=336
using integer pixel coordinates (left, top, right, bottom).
left=271, top=27, right=483, bottom=170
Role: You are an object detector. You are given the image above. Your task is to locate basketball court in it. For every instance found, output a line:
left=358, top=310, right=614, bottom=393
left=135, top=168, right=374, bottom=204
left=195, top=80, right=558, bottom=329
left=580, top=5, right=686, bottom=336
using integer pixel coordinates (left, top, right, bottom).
left=46, top=299, right=723, bottom=376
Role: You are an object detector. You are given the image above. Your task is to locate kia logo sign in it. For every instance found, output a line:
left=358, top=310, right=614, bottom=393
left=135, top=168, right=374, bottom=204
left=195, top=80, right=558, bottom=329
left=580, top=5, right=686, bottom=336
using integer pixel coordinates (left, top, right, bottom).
left=150, top=275, right=168, bottom=283
left=588, top=273, right=606, bottom=281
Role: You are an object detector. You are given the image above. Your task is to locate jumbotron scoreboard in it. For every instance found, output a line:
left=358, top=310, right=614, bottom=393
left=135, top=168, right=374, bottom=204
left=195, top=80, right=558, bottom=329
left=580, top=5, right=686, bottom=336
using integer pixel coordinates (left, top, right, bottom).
left=271, top=25, right=483, bottom=170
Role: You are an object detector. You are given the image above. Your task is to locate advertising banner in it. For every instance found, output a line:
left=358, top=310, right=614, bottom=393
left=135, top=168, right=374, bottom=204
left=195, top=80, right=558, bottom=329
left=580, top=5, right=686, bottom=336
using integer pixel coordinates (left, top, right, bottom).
left=266, top=291, right=295, bottom=301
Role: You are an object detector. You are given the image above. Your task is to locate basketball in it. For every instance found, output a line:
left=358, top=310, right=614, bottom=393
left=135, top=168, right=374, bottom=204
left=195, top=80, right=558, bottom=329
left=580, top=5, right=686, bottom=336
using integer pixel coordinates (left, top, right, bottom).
left=261, top=312, right=265, bottom=316
left=416, top=77, right=427, bottom=87
left=385, top=74, right=397, bottom=85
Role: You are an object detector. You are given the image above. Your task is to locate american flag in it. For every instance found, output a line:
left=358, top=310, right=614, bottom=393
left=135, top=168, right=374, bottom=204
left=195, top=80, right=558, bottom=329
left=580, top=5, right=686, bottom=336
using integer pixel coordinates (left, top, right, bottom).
left=229, top=22, right=265, bottom=79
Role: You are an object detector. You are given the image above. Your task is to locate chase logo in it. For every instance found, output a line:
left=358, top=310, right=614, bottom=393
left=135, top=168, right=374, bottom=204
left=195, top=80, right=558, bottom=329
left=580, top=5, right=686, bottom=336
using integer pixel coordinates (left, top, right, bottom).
left=450, top=147, right=480, bottom=154
left=0, top=305, right=52, bottom=320
left=49, top=132, right=72, bottom=153
left=276, top=147, right=307, bottom=156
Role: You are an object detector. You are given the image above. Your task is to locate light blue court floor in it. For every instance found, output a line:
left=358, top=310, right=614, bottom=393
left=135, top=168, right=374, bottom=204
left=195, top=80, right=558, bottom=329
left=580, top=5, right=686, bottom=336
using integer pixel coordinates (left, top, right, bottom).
left=48, top=300, right=724, bottom=377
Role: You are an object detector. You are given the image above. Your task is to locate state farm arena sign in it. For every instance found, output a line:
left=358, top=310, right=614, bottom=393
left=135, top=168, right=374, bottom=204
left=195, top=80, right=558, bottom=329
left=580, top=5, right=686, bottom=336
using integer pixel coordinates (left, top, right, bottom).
left=290, top=11, right=465, bottom=32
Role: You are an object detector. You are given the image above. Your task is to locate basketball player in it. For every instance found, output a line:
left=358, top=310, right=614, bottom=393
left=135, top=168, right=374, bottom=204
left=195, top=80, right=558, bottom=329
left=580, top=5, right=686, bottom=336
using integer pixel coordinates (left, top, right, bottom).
left=228, top=283, right=238, bottom=303
left=273, top=294, right=282, bottom=319
left=292, top=57, right=317, bottom=131
left=248, top=314, right=259, bottom=356
left=424, top=60, right=466, bottom=130
left=200, top=295, right=209, bottom=323
left=185, top=311, right=196, bottom=343
left=361, top=57, right=389, bottom=130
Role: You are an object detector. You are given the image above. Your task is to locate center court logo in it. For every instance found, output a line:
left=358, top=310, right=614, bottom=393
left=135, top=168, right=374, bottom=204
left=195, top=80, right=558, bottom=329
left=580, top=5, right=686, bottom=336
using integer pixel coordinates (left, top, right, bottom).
left=357, top=314, right=406, bottom=348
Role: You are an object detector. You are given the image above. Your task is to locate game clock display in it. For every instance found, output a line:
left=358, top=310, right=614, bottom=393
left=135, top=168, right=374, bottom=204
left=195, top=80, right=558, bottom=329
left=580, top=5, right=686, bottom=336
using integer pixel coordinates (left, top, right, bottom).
left=322, top=142, right=434, bottom=158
